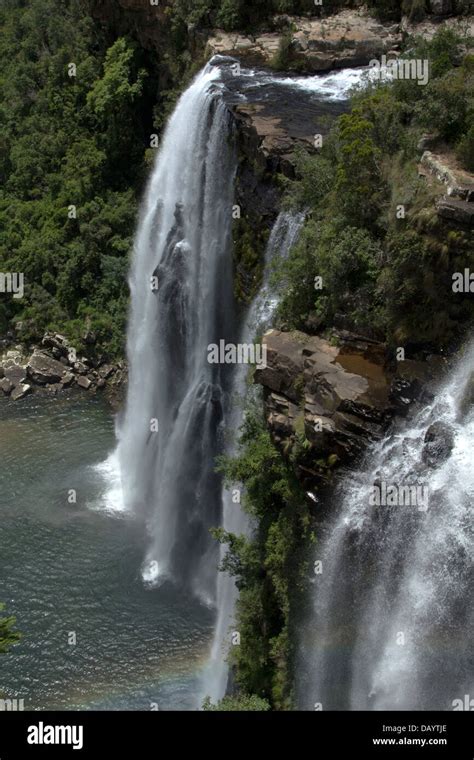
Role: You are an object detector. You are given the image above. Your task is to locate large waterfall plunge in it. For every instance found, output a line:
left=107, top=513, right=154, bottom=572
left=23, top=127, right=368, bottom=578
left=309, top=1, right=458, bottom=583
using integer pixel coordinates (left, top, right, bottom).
left=299, top=344, right=474, bottom=710
left=117, top=63, right=238, bottom=603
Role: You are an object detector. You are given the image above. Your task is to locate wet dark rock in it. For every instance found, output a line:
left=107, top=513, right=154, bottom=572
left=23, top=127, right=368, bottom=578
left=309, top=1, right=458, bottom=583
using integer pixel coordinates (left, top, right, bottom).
left=422, top=421, right=455, bottom=467
left=41, top=332, right=69, bottom=357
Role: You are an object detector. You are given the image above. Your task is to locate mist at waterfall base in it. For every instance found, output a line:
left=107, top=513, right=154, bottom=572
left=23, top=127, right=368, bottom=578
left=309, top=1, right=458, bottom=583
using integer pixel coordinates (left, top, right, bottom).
left=298, top=344, right=474, bottom=711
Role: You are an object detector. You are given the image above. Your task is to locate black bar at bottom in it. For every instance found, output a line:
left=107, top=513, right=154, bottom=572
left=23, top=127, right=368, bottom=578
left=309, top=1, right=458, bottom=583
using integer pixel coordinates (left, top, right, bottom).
left=0, top=710, right=472, bottom=757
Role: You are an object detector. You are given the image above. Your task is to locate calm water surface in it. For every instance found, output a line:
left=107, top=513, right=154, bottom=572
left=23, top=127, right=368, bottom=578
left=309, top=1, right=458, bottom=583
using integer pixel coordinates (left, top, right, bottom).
left=0, top=392, right=213, bottom=710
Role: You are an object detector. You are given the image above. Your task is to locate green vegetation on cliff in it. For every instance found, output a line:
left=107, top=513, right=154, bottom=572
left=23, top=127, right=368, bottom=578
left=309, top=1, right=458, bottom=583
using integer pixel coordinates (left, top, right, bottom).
left=276, top=28, right=474, bottom=351
left=212, top=398, right=313, bottom=710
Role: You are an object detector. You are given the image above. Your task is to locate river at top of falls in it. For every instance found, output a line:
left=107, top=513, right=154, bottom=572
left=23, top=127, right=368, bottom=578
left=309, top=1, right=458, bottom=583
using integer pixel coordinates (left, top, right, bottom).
left=298, top=342, right=474, bottom=711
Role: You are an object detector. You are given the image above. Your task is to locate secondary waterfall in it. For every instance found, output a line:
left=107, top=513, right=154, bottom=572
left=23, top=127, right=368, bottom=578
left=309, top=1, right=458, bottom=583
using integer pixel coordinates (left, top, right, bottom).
left=116, top=62, right=238, bottom=603
left=299, top=343, right=474, bottom=710
left=199, top=210, right=305, bottom=703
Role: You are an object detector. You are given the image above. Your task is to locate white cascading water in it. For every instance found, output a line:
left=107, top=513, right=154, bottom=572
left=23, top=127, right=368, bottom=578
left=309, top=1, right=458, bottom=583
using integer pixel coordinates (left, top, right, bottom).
left=116, top=62, right=238, bottom=603
left=299, top=342, right=474, bottom=710
left=108, top=56, right=376, bottom=704
left=199, top=210, right=305, bottom=704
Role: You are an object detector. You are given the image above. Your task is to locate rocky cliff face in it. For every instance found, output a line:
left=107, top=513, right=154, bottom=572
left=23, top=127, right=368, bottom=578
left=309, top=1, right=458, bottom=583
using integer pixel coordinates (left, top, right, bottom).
left=89, top=3, right=474, bottom=72
left=254, top=329, right=445, bottom=498
left=207, top=10, right=402, bottom=71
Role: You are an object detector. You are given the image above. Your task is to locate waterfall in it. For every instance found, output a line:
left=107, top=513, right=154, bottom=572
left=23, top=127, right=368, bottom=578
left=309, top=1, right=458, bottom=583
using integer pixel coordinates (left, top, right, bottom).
left=200, top=210, right=305, bottom=704
left=116, top=62, right=238, bottom=603
left=299, top=342, right=474, bottom=710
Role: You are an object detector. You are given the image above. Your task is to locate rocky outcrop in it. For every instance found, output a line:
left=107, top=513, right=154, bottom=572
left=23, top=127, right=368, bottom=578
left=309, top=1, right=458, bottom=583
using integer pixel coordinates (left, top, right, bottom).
left=436, top=197, right=474, bottom=227
left=254, top=329, right=444, bottom=492
left=420, top=151, right=474, bottom=202
left=458, top=370, right=474, bottom=417
left=255, top=329, right=391, bottom=489
left=0, top=333, right=126, bottom=403
left=207, top=11, right=402, bottom=72
left=418, top=150, right=474, bottom=227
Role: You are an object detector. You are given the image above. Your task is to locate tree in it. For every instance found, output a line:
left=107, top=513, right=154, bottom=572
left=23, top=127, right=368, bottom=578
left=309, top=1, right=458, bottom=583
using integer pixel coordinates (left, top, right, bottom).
left=334, top=109, right=384, bottom=227
left=86, top=37, right=147, bottom=124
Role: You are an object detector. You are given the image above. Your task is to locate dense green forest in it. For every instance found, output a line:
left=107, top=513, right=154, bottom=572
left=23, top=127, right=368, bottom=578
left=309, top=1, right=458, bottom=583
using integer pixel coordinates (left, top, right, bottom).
left=0, top=0, right=161, bottom=357
left=1, top=1, right=473, bottom=358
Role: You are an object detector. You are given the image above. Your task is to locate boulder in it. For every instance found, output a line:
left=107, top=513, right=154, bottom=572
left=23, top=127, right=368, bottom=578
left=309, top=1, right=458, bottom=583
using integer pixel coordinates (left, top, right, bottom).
left=76, top=375, right=92, bottom=390
left=3, top=363, right=27, bottom=386
left=437, top=198, right=474, bottom=227
left=27, top=350, right=67, bottom=385
left=422, top=421, right=455, bottom=467
left=73, top=361, right=88, bottom=375
left=10, top=382, right=32, bottom=401
left=0, top=377, right=13, bottom=394
left=41, top=332, right=69, bottom=357
left=61, top=372, right=75, bottom=387
left=98, top=364, right=115, bottom=379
